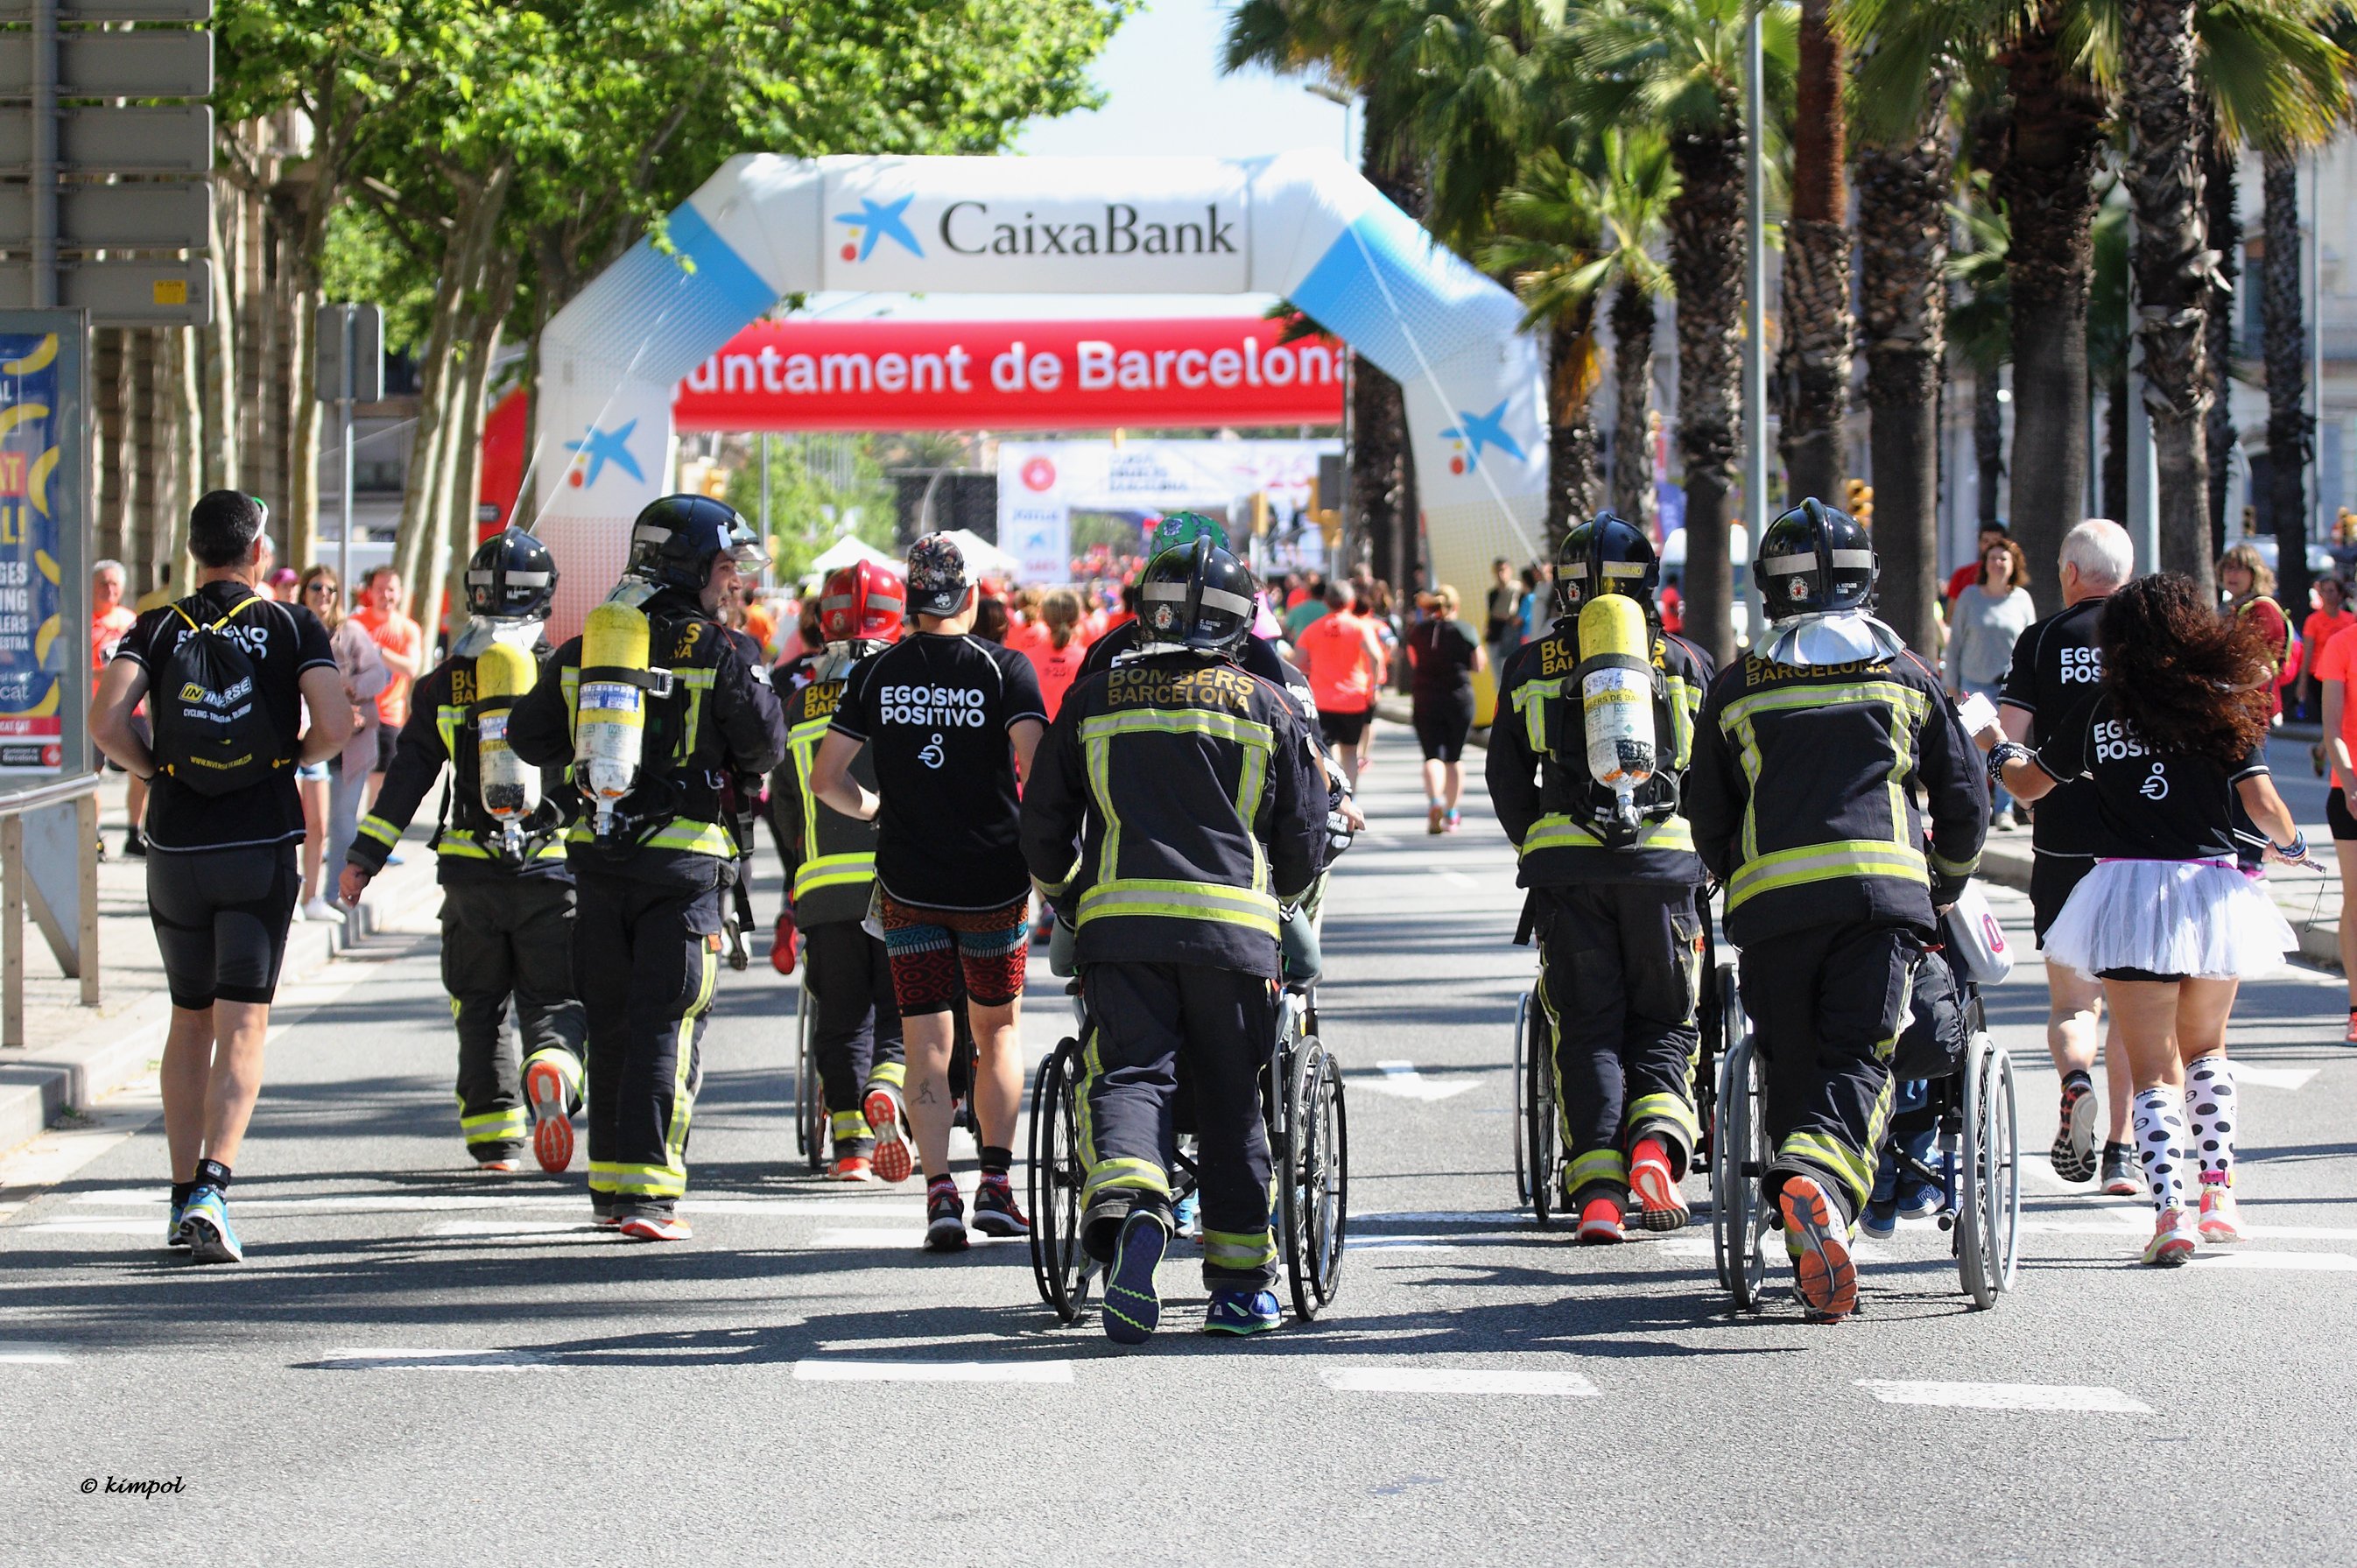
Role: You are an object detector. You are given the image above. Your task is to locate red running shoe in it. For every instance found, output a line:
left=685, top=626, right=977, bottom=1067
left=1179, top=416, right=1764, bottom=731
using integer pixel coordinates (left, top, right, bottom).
left=1628, top=1137, right=1690, bottom=1233
left=1576, top=1193, right=1624, bottom=1244
left=828, top=1155, right=875, bottom=1183
left=863, top=1085, right=911, bottom=1184
left=1779, top=1173, right=1858, bottom=1319
left=618, top=1212, right=693, bottom=1242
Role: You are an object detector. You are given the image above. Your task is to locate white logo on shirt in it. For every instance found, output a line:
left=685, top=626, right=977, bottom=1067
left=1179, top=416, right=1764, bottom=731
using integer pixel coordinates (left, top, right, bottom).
left=918, top=734, right=946, bottom=770
left=2058, top=645, right=2101, bottom=684
left=2139, top=762, right=2169, bottom=801
left=2093, top=719, right=2149, bottom=763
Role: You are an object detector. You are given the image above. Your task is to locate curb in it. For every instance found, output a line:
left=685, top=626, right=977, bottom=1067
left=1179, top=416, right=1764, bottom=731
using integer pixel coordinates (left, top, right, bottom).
left=0, top=847, right=445, bottom=1158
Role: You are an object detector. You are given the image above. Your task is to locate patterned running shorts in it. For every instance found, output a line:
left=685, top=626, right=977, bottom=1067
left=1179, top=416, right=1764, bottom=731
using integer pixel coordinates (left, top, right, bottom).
left=880, top=892, right=1030, bottom=1016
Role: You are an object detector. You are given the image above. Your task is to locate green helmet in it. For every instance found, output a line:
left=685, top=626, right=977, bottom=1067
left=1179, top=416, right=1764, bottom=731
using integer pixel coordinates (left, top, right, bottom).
left=1147, top=510, right=1229, bottom=562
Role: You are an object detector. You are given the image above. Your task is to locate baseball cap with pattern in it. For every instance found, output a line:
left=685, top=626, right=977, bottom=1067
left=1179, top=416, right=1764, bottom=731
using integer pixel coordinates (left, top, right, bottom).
left=904, top=531, right=972, bottom=617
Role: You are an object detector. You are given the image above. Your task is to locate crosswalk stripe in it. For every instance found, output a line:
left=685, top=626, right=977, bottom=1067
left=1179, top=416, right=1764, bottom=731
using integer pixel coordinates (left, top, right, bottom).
left=1319, top=1367, right=1599, bottom=1396
left=0, top=1341, right=71, bottom=1362
left=2188, top=1251, right=2357, bottom=1272
left=2227, top=1065, right=2318, bottom=1091
left=1856, top=1381, right=2149, bottom=1413
left=1368, top=1061, right=1481, bottom=1102
left=316, top=1347, right=555, bottom=1370
left=792, top=1359, right=1071, bottom=1384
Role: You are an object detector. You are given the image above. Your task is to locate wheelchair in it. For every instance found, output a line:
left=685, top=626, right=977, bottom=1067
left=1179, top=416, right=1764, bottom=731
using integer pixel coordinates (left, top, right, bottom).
left=1029, top=977, right=1347, bottom=1326
left=1710, top=911, right=2022, bottom=1312
left=794, top=979, right=979, bottom=1172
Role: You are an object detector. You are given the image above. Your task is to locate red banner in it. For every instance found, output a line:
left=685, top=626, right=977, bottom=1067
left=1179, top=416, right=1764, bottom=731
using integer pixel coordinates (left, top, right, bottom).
left=672, top=316, right=1345, bottom=432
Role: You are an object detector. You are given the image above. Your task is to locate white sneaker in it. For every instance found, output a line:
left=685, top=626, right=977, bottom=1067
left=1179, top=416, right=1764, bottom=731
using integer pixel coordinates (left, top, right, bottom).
left=302, top=897, right=342, bottom=924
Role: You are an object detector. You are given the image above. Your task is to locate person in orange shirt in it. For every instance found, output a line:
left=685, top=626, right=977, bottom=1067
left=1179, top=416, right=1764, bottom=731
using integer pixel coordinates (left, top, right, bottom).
left=1024, top=587, right=1092, bottom=721
left=2300, top=575, right=2352, bottom=727
left=350, top=566, right=424, bottom=811
left=1289, top=580, right=1387, bottom=788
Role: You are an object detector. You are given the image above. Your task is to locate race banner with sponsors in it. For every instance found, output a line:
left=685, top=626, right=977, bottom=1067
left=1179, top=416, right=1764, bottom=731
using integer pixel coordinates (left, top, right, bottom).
left=0, top=327, right=71, bottom=770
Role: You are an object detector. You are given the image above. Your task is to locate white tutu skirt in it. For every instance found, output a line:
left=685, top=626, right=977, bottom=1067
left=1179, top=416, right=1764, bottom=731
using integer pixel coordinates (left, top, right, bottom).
left=2043, top=860, right=2297, bottom=980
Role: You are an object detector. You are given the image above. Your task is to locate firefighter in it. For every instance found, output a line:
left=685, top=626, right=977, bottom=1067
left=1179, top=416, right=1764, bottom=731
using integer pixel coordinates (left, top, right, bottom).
left=506, top=496, right=787, bottom=1241
left=1686, top=498, right=1988, bottom=1321
left=772, top=559, right=909, bottom=1182
left=1486, top=513, right=1713, bottom=1244
left=341, top=528, right=585, bottom=1173
left=1020, top=539, right=1327, bottom=1343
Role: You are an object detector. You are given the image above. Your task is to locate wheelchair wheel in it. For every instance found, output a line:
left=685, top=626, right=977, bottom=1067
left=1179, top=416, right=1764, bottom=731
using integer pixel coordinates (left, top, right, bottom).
left=1956, top=1030, right=2021, bottom=1309
left=1510, top=990, right=1532, bottom=1207
left=794, top=982, right=824, bottom=1172
left=1523, top=988, right=1557, bottom=1224
left=1281, top=1036, right=1348, bottom=1320
left=1712, top=1005, right=1770, bottom=1310
left=1027, top=1037, right=1094, bottom=1323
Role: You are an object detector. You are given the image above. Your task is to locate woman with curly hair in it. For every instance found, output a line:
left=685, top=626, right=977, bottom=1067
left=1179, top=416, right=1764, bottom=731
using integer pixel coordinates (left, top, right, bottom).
left=1989, top=573, right=2304, bottom=1266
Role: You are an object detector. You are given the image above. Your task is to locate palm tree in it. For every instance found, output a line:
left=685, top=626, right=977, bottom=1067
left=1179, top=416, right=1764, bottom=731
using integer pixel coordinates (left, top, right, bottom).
left=2202, top=107, right=2241, bottom=555
left=1781, top=0, right=1852, bottom=504
left=2260, top=147, right=2310, bottom=608
left=2088, top=195, right=2132, bottom=524
left=1945, top=172, right=2012, bottom=530
left=1480, top=132, right=1679, bottom=543
left=1558, top=0, right=1797, bottom=662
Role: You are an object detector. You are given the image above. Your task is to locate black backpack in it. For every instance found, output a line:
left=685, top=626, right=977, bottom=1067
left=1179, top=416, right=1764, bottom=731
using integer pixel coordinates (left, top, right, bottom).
left=150, top=594, right=290, bottom=796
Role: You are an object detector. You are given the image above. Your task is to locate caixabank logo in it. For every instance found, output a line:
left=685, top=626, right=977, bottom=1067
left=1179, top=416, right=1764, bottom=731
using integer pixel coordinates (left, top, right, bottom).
left=832, top=195, right=1240, bottom=264
left=834, top=195, right=924, bottom=263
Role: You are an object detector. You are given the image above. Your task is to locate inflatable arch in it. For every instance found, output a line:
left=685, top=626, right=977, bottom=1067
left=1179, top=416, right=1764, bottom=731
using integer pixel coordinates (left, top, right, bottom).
left=533, top=151, right=1549, bottom=634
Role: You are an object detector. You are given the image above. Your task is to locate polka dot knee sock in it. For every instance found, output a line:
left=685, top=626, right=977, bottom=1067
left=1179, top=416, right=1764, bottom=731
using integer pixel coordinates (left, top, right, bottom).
left=2132, top=1086, right=2189, bottom=1213
left=2185, top=1056, right=2237, bottom=1189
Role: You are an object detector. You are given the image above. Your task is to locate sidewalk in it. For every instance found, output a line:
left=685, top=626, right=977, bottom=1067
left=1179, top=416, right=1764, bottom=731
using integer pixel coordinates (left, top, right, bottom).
left=0, top=773, right=446, bottom=1157
left=1375, top=696, right=2346, bottom=970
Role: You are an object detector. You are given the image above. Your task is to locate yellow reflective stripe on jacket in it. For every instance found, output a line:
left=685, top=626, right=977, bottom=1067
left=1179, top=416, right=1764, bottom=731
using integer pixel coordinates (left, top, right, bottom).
left=1075, top=876, right=1281, bottom=935
left=1522, top=812, right=1695, bottom=854
left=793, top=851, right=875, bottom=900
left=1512, top=676, right=1565, bottom=753
left=356, top=813, right=400, bottom=848
left=459, top=1107, right=528, bottom=1143
left=1722, top=678, right=1928, bottom=869
left=1664, top=672, right=1702, bottom=769
left=1202, top=1226, right=1277, bottom=1271
left=435, top=833, right=568, bottom=863
left=1725, top=839, right=1928, bottom=913
left=436, top=703, right=464, bottom=764
left=1930, top=845, right=1981, bottom=879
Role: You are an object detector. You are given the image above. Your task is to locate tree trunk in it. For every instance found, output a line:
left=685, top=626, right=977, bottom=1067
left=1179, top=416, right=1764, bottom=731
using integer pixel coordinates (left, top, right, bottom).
left=1778, top=0, right=1852, bottom=507
left=1608, top=280, right=1657, bottom=524
left=2202, top=115, right=2241, bottom=560
left=1857, top=80, right=1952, bottom=660
left=2102, top=369, right=2129, bottom=522
left=283, top=278, right=319, bottom=569
left=390, top=252, right=468, bottom=615
left=1666, top=116, right=1747, bottom=664
left=2123, top=0, right=2213, bottom=595
left=2262, top=147, right=2311, bottom=609
left=1546, top=306, right=1602, bottom=545
left=1995, top=9, right=2108, bottom=611
left=1974, top=369, right=2004, bottom=525
left=440, top=259, right=518, bottom=643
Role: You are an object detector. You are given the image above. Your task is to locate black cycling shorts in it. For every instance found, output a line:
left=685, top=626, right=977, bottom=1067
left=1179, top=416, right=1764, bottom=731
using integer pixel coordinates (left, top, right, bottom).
left=1319, top=707, right=1371, bottom=749
left=146, top=842, right=300, bottom=1009
left=1412, top=691, right=1475, bottom=763
left=2330, top=786, right=2357, bottom=842
left=2027, top=852, right=2095, bottom=948
left=2096, top=967, right=2190, bottom=985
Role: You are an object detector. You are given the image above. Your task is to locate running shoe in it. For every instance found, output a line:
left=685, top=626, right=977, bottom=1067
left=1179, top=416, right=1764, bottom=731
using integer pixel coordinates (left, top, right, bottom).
left=972, top=1173, right=1031, bottom=1238
left=924, top=1178, right=967, bottom=1252
left=180, top=1186, right=243, bottom=1264
left=2100, top=1143, right=2141, bottom=1197
left=827, top=1155, right=875, bottom=1183
left=1102, top=1208, right=1171, bottom=1346
left=1172, top=1191, right=1201, bottom=1241
left=1202, top=1288, right=1284, bottom=1336
left=166, top=1194, right=192, bottom=1248
left=474, top=1157, right=522, bottom=1174
left=1895, top=1179, right=1943, bottom=1222
left=2142, top=1206, right=2197, bottom=1267
left=2345, top=1009, right=2357, bottom=1045
left=1443, top=809, right=1461, bottom=833
left=1426, top=801, right=1446, bottom=835
left=301, top=896, right=341, bottom=924
left=122, top=827, right=145, bottom=858
left=524, top=1054, right=575, bottom=1175
left=2049, top=1071, right=2099, bottom=1183
left=863, top=1084, right=912, bottom=1185
left=1628, top=1138, right=1690, bottom=1233
left=1576, top=1193, right=1625, bottom=1245
left=1778, top=1173, right=1858, bottom=1319
left=1858, top=1199, right=1897, bottom=1241
left=2198, top=1183, right=2246, bottom=1244
left=618, top=1211, right=693, bottom=1242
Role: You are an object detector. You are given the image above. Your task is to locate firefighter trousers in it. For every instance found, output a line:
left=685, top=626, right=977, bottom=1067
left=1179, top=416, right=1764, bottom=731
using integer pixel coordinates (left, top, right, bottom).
left=1077, top=962, right=1277, bottom=1291
left=1536, top=882, right=1705, bottom=1200
left=1736, top=921, right=1917, bottom=1225
left=802, top=919, right=905, bottom=1152
left=440, top=876, right=585, bottom=1162
left=573, top=858, right=722, bottom=1218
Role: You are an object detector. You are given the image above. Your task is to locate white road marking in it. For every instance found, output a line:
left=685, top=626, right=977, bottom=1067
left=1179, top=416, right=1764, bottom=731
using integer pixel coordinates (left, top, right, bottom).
left=1437, top=868, right=1477, bottom=889
left=792, top=1359, right=1072, bottom=1384
left=1319, top=1367, right=1600, bottom=1397
left=20, top=1219, right=161, bottom=1237
left=806, top=1227, right=927, bottom=1248
left=2228, top=1065, right=2319, bottom=1091
left=0, top=1340, right=71, bottom=1362
left=422, top=1220, right=605, bottom=1239
left=1856, top=1381, right=2151, bottom=1413
left=317, top=1347, right=555, bottom=1370
left=1357, top=1210, right=1524, bottom=1225
left=1346, top=1236, right=1471, bottom=1252
left=2188, top=1250, right=2357, bottom=1272
left=1368, top=1061, right=1481, bottom=1102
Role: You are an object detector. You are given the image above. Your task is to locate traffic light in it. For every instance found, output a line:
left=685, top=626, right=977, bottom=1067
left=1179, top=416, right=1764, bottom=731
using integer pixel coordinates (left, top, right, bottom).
left=1846, top=478, right=1874, bottom=527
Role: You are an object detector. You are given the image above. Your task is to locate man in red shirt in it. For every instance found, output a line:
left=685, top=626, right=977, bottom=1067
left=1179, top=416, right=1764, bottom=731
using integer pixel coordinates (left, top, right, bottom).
left=350, top=566, right=424, bottom=809
left=1291, top=580, right=1388, bottom=788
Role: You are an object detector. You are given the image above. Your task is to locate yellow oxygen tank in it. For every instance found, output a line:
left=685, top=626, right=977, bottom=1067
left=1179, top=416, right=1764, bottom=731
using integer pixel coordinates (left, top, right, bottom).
left=475, top=641, right=540, bottom=827
left=576, top=599, right=652, bottom=838
left=1577, top=594, right=1657, bottom=835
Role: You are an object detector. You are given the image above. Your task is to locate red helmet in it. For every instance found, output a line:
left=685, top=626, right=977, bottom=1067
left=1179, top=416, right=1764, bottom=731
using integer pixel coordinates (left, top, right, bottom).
left=818, top=559, right=905, bottom=644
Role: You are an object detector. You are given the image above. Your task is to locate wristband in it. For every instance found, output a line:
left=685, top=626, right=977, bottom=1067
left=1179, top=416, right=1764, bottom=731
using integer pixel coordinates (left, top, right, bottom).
left=2274, top=833, right=2309, bottom=861
left=1986, top=741, right=2032, bottom=787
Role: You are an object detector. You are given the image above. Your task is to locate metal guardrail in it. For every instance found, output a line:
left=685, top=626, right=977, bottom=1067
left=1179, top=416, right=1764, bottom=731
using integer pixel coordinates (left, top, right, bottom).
left=0, top=769, right=102, bottom=1046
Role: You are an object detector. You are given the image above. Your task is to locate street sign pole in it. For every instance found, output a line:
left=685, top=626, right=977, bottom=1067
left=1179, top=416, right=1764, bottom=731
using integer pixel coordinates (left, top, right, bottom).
left=339, top=308, right=355, bottom=589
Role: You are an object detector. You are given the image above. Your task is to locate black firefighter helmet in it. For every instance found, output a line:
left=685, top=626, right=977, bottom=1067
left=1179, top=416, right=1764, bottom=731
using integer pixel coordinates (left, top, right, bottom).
left=630, top=494, right=767, bottom=594
left=464, top=526, right=557, bottom=621
left=1755, top=496, right=1876, bottom=621
left=1554, top=510, right=1659, bottom=613
left=1137, top=537, right=1257, bottom=657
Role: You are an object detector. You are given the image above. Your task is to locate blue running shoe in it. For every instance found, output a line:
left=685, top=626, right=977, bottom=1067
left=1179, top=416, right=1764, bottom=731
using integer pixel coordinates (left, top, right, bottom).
left=1857, top=1199, right=1896, bottom=1241
left=166, top=1194, right=192, bottom=1248
left=180, top=1186, right=243, bottom=1264
left=1202, top=1288, right=1283, bottom=1336
left=1171, top=1191, right=1200, bottom=1241
left=1101, top=1209, right=1170, bottom=1346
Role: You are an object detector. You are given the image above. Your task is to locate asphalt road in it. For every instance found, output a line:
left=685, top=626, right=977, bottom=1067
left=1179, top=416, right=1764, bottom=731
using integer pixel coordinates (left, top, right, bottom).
left=5, top=723, right=2355, bottom=1566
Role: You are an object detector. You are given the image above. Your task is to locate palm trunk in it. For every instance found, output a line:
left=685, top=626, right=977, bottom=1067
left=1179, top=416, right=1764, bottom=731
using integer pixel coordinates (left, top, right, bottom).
left=2262, top=147, right=2310, bottom=609
left=2202, top=116, right=2241, bottom=560
left=1547, top=306, right=1601, bottom=545
left=1995, top=10, right=2108, bottom=611
left=1777, top=0, right=1852, bottom=506
left=1857, top=80, right=1952, bottom=659
left=1667, top=114, right=1746, bottom=663
left=1608, top=280, right=1657, bottom=524
left=1974, top=369, right=2004, bottom=524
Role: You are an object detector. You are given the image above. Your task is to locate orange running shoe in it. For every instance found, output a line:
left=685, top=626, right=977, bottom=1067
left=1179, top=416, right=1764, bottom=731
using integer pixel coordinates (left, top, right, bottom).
left=863, top=1085, right=912, bottom=1184
left=1576, top=1193, right=1625, bottom=1244
left=2142, top=1206, right=2197, bottom=1266
left=618, top=1212, right=693, bottom=1242
left=524, top=1055, right=575, bottom=1175
left=1628, top=1137, right=1690, bottom=1233
left=828, top=1154, right=875, bottom=1183
left=1779, top=1173, right=1858, bottom=1319
left=2198, top=1184, right=2245, bottom=1243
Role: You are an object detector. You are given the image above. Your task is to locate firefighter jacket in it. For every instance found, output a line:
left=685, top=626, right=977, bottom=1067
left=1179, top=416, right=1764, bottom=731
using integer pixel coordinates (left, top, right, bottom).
left=348, top=645, right=576, bottom=885
left=1686, top=646, right=1988, bottom=947
left=772, top=643, right=883, bottom=927
left=1019, top=650, right=1326, bottom=979
left=1488, top=617, right=1713, bottom=887
left=507, top=587, right=788, bottom=872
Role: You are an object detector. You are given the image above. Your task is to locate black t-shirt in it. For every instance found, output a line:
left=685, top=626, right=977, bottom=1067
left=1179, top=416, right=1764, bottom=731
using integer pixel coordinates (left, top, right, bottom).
left=2034, top=693, right=2267, bottom=861
left=833, top=631, right=1047, bottom=910
left=112, top=580, right=336, bottom=853
left=2000, top=598, right=2106, bottom=856
left=1407, top=616, right=1480, bottom=702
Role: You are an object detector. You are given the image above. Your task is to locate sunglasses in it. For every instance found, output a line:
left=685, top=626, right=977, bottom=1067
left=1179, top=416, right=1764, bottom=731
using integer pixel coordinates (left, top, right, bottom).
left=306, top=582, right=339, bottom=597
